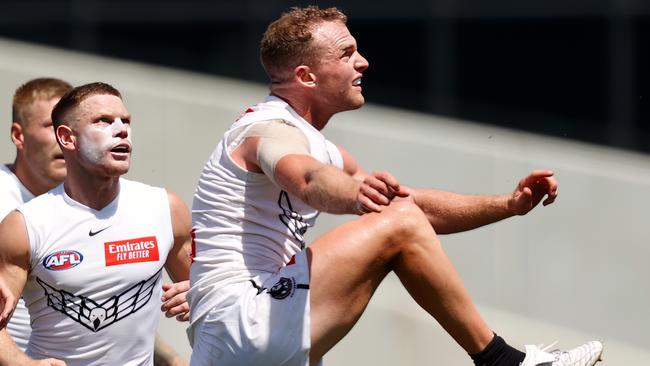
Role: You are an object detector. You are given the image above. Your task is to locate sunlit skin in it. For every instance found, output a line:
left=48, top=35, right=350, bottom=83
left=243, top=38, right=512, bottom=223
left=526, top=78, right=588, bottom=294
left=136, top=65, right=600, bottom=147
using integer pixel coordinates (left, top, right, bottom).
left=270, top=21, right=369, bottom=130
left=308, top=21, right=369, bottom=125
left=11, top=98, right=66, bottom=195
left=56, top=94, right=132, bottom=210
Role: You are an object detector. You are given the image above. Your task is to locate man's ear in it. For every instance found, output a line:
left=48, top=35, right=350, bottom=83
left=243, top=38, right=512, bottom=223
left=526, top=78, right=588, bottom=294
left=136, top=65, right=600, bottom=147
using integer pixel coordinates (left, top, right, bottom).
left=10, top=122, right=24, bottom=150
left=56, top=125, right=75, bottom=151
left=295, top=65, right=317, bottom=87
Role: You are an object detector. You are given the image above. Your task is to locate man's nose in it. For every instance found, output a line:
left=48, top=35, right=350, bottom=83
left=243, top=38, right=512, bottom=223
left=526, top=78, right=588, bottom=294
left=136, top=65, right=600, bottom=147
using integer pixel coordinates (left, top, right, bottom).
left=113, top=118, right=128, bottom=137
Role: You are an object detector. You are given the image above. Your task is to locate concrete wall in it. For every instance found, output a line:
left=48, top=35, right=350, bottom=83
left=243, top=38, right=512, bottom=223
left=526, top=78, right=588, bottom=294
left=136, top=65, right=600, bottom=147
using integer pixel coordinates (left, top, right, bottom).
left=1, top=37, right=648, bottom=364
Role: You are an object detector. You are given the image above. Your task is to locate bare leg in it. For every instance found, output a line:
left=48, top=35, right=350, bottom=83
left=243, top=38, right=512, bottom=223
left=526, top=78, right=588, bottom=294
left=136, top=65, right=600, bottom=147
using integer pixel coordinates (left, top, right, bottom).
left=308, top=200, right=494, bottom=364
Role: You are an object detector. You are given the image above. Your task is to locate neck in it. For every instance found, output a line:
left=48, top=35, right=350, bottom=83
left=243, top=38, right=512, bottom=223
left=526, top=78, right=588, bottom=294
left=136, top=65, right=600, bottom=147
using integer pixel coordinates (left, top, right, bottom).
left=270, top=87, right=332, bottom=131
left=63, top=164, right=121, bottom=210
left=12, top=156, right=58, bottom=196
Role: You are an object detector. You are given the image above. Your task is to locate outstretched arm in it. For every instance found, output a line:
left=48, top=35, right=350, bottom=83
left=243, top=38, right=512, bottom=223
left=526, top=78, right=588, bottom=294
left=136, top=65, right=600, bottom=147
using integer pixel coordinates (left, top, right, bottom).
left=339, top=147, right=558, bottom=233
left=409, top=170, right=558, bottom=234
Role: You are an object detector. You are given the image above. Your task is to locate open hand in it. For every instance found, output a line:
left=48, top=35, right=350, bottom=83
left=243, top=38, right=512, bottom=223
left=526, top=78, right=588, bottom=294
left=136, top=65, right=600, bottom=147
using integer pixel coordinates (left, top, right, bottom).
left=508, top=170, right=558, bottom=215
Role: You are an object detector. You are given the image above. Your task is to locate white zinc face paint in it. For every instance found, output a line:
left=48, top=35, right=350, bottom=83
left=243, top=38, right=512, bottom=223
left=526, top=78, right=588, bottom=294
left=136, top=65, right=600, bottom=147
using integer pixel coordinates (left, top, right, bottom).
left=78, top=117, right=132, bottom=165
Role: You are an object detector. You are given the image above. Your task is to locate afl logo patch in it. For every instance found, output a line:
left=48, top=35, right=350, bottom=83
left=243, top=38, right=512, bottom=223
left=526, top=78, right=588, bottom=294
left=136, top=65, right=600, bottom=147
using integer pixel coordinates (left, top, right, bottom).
left=43, top=250, right=84, bottom=271
left=269, top=277, right=294, bottom=300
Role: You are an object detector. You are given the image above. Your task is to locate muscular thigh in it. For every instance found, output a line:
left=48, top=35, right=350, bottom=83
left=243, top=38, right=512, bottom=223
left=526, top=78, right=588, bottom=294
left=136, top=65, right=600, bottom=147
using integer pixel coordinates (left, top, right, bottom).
left=307, top=207, right=410, bottom=360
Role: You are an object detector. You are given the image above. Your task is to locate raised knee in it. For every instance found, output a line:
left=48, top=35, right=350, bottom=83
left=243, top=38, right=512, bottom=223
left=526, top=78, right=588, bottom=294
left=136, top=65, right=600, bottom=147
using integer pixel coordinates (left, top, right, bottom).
left=380, top=200, right=432, bottom=241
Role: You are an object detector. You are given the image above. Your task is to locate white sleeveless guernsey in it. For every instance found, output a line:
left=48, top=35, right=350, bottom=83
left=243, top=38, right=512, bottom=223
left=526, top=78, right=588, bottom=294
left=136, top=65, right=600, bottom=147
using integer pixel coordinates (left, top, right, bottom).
left=17, top=178, right=173, bottom=366
left=189, top=95, right=344, bottom=324
left=0, top=164, right=34, bottom=351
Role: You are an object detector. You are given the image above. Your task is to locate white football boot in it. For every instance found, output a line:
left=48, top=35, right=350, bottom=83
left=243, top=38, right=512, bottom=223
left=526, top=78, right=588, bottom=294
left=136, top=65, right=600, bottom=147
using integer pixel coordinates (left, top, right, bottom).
left=520, top=341, right=603, bottom=366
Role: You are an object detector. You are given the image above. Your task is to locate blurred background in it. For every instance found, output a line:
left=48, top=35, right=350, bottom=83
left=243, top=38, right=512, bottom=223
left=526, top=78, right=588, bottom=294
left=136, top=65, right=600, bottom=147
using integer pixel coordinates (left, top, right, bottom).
left=1, top=0, right=648, bottom=153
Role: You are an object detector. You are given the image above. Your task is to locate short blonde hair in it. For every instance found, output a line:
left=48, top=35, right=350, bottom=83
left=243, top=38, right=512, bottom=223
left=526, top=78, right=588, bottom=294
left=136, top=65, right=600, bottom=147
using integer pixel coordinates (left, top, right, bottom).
left=12, top=78, right=72, bottom=125
left=260, top=6, right=347, bottom=81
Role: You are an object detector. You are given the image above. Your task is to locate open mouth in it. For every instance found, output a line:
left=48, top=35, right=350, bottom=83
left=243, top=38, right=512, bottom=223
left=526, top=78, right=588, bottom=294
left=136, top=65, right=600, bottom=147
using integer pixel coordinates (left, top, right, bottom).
left=352, top=78, right=362, bottom=86
left=110, top=144, right=131, bottom=154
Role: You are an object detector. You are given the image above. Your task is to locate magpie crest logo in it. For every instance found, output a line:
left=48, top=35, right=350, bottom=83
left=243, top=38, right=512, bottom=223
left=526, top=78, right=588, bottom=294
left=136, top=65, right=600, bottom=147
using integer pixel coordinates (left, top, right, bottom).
left=268, top=277, right=294, bottom=300
left=36, top=268, right=161, bottom=331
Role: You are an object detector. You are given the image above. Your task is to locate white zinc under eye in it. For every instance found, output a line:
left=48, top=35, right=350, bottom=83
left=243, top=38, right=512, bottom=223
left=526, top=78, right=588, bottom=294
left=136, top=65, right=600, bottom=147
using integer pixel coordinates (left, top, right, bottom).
left=79, top=117, right=132, bottom=165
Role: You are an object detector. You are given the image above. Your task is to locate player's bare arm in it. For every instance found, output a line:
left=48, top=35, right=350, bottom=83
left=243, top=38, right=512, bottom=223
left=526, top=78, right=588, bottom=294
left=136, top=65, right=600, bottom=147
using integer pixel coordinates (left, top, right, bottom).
left=0, top=213, right=65, bottom=366
left=339, top=144, right=558, bottom=233
left=275, top=154, right=362, bottom=214
left=161, top=190, right=192, bottom=321
left=0, top=212, right=29, bottom=328
left=337, top=145, right=410, bottom=211
left=230, top=122, right=365, bottom=215
left=0, top=329, right=67, bottom=366
left=409, top=170, right=558, bottom=234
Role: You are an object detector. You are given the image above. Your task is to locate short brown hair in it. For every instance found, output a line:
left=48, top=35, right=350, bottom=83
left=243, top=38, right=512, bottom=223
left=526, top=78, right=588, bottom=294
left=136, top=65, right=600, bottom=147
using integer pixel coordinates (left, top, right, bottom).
left=260, top=6, right=347, bottom=81
left=52, top=82, right=122, bottom=130
left=12, top=77, right=72, bottom=125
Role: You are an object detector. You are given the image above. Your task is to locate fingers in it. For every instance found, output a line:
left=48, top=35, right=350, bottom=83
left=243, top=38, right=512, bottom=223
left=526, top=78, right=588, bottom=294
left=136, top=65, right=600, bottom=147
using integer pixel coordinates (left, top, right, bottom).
left=0, top=286, right=16, bottom=329
left=161, top=280, right=189, bottom=302
left=41, top=359, right=67, bottom=366
left=356, top=171, right=411, bottom=215
left=527, top=169, right=554, bottom=178
left=359, top=179, right=391, bottom=206
left=541, top=173, right=558, bottom=206
left=176, top=312, right=190, bottom=322
left=355, top=195, right=383, bottom=214
left=542, top=181, right=558, bottom=205
left=371, top=171, right=401, bottom=192
left=511, top=170, right=559, bottom=214
left=161, top=281, right=190, bottom=321
left=164, top=302, right=190, bottom=320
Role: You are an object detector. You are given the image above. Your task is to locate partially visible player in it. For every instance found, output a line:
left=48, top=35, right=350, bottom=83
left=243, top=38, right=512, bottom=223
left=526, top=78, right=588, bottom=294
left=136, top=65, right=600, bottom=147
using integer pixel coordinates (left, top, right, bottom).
left=0, top=82, right=192, bottom=366
left=1, top=77, right=72, bottom=351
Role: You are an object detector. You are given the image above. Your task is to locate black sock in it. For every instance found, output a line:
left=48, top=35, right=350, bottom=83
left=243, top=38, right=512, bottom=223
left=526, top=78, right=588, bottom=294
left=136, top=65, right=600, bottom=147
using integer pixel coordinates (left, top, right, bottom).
left=469, top=334, right=525, bottom=366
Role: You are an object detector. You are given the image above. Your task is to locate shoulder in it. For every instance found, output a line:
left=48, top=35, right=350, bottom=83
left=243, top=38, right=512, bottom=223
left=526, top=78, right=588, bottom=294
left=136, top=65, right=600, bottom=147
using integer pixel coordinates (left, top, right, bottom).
left=165, top=190, right=190, bottom=231
left=0, top=210, right=29, bottom=256
left=166, top=190, right=186, bottom=210
left=0, top=164, right=18, bottom=192
left=18, top=186, right=62, bottom=212
left=247, top=119, right=307, bottom=142
left=0, top=170, right=21, bottom=218
left=0, top=164, right=11, bottom=177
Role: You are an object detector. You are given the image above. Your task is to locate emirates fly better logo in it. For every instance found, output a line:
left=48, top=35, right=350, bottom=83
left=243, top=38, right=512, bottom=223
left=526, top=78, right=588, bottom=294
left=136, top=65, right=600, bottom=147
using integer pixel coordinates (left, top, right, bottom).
left=104, top=236, right=159, bottom=266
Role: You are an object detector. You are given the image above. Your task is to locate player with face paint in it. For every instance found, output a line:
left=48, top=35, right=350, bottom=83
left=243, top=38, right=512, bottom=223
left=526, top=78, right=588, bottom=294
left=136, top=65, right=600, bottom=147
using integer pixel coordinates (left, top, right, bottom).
left=0, top=82, right=193, bottom=366
left=78, top=117, right=131, bottom=167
